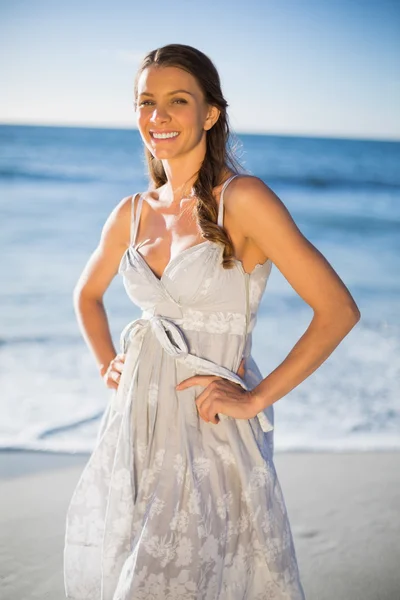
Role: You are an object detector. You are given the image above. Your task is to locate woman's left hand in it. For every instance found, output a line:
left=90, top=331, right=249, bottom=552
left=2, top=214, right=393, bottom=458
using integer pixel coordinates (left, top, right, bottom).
left=176, top=374, right=258, bottom=424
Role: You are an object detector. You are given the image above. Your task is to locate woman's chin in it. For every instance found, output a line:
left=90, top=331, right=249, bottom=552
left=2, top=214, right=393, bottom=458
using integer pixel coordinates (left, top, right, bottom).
left=149, top=147, right=182, bottom=160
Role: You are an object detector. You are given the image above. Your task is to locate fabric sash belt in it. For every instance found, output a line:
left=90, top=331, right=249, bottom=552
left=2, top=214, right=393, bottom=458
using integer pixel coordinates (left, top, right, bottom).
left=108, top=313, right=272, bottom=433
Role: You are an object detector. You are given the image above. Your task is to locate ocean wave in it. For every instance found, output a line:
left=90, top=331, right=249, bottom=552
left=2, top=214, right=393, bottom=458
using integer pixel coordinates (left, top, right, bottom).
left=261, top=174, right=400, bottom=191
left=0, top=334, right=81, bottom=347
left=0, top=165, right=96, bottom=184
left=1, top=165, right=399, bottom=190
left=302, top=213, right=400, bottom=234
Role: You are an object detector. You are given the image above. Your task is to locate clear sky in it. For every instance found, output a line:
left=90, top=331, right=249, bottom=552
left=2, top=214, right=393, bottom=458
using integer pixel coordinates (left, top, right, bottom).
left=1, top=0, right=399, bottom=140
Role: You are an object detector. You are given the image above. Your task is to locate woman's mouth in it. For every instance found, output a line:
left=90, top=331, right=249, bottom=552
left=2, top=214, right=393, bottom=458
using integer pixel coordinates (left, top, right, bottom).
left=150, top=130, right=180, bottom=141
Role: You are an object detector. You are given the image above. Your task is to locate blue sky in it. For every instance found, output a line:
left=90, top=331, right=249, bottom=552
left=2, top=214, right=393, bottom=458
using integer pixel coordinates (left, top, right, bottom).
left=1, top=0, right=399, bottom=140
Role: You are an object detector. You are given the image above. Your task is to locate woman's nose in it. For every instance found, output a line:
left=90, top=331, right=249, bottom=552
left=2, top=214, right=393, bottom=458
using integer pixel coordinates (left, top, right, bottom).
left=150, top=106, right=170, bottom=123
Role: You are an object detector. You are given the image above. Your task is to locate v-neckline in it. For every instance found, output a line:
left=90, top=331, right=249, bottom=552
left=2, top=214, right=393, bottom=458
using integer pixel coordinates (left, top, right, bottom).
left=131, top=240, right=218, bottom=283
left=129, top=240, right=272, bottom=285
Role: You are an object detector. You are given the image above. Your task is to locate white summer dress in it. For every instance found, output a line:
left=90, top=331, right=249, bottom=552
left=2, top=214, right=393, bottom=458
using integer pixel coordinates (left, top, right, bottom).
left=64, top=174, right=306, bottom=599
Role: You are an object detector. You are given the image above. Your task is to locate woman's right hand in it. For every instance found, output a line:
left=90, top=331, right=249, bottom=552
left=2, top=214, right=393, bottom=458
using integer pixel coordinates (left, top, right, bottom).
left=102, top=353, right=126, bottom=389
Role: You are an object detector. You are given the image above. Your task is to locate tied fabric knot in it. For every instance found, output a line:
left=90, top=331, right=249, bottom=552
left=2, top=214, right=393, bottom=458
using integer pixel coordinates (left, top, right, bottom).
left=119, top=315, right=188, bottom=358
left=150, top=316, right=189, bottom=359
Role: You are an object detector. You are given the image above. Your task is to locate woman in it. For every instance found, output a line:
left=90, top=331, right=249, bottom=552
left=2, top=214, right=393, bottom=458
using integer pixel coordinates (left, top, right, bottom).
left=64, top=44, right=360, bottom=599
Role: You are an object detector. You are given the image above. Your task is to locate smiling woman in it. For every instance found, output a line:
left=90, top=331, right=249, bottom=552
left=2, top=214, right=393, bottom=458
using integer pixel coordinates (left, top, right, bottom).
left=63, top=43, right=360, bottom=600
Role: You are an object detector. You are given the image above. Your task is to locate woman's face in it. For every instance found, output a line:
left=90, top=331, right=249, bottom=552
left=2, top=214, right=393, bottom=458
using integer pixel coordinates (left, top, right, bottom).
left=136, top=65, right=218, bottom=161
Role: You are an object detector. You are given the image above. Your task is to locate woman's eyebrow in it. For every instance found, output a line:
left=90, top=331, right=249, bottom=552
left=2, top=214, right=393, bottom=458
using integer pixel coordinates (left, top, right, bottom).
left=138, top=89, right=194, bottom=97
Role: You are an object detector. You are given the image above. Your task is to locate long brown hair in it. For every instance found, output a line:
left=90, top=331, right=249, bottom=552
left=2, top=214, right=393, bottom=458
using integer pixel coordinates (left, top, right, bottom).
left=133, top=43, right=245, bottom=268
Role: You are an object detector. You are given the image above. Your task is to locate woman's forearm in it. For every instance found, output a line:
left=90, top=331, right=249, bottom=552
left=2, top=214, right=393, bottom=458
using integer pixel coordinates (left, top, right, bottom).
left=73, top=293, right=117, bottom=377
left=252, top=306, right=360, bottom=412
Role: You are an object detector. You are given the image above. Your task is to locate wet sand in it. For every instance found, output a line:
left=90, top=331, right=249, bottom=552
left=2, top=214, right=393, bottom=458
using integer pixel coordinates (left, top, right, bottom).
left=0, top=450, right=399, bottom=600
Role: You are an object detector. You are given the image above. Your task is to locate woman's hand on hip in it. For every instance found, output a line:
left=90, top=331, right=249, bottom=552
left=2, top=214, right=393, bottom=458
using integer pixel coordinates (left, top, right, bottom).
left=175, top=357, right=259, bottom=424
left=102, top=353, right=125, bottom=389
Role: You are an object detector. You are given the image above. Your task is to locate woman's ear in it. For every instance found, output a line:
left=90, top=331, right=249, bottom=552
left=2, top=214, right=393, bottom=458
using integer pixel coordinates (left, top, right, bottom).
left=204, top=105, right=220, bottom=131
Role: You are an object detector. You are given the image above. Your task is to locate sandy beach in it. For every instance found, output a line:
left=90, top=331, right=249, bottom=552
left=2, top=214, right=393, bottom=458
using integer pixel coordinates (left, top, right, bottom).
left=0, top=450, right=399, bottom=600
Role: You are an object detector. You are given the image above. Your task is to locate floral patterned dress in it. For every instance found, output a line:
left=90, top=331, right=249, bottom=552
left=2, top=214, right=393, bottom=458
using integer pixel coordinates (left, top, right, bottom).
left=63, top=174, right=306, bottom=599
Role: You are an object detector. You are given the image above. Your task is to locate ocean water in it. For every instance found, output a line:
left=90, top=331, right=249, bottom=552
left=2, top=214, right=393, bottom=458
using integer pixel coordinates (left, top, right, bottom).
left=0, top=124, right=399, bottom=454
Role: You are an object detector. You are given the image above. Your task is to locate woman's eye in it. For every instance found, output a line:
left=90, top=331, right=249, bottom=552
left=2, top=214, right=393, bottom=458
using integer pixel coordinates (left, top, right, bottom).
left=138, top=98, right=187, bottom=107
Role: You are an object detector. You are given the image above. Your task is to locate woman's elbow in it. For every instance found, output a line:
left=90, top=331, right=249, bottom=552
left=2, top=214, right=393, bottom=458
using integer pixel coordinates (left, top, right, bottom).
left=314, top=300, right=361, bottom=331
left=72, top=284, right=102, bottom=307
left=335, top=301, right=361, bottom=333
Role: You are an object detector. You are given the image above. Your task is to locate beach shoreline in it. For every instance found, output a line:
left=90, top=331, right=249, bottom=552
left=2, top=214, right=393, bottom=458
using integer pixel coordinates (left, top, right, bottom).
left=1, top=450, right=399, bottom=599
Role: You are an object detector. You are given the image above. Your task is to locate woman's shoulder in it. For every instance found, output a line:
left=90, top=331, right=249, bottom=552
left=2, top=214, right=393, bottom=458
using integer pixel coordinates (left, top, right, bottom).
left=225, top=173, right=266, bottom=192
left=222, top=174, right=290, bottom=238
left=223, top=174, right=279, bottom=211
left=112, top=189, right=153, bottom=223
left=100, top=192, right=143, bottom=249
left=108, top=193, right=137, bottom=227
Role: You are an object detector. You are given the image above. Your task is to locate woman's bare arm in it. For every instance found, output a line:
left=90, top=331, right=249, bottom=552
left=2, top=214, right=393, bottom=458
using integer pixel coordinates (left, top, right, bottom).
left=73, top=194, right=133, bottom=377
left=225, top=176, right=361, bottom=411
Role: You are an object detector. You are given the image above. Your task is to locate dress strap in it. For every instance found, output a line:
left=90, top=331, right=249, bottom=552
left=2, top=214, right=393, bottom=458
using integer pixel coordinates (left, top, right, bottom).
left=217, top=174, right=239, bottom=227
left=130, top=193, right=144, bottom=246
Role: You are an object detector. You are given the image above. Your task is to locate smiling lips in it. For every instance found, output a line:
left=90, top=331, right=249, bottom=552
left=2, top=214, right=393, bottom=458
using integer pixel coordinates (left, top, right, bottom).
left=150, top=130, right=180, bottom=140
